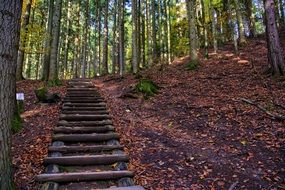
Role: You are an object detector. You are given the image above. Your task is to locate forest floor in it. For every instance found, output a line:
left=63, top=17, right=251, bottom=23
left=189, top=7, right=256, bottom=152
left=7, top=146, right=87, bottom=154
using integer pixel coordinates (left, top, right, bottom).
left=13, top=37, right=285, bottom=190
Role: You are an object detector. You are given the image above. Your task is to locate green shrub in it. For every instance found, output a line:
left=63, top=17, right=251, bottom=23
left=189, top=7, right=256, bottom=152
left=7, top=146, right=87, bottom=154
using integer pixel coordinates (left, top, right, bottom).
left=35, top=87, right=48, bottom=102
left=11, top=113, right=22, bottom=134
left=17, top=100, right=24, bottom=114
left=186, top=60, right=199, bottom=71
left=47, top=78, right=62, bottom=87
left=136, top=78, right=159, bottom=98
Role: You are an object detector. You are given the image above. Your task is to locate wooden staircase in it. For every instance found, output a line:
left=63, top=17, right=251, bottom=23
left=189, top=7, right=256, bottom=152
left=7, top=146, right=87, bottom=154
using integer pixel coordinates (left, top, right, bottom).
left=36, top=79, right=144, bottom=190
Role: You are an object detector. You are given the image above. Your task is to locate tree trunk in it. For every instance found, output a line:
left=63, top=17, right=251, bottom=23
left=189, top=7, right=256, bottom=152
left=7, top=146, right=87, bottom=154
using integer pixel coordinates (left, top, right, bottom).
left=210, top=0, right=218, bottom=53
left=233, top=0, right=246, bottom=44
left=102, top=0, right=109, bottom=75
left=82, top=0, right=90, bottom=78
left=63, top=0, right=71, bottom=79
left=49, top=0, right=62, bottom=81
left=112, top=0, right=119, bottom=74
left=42, top=0, right=54, bottom=81
left=186, top=0, right=198, bottom=62
left=264, top=0, right=285, bottom=75
left=118, top=0, right=125, bottom=76
left=132, top=0, right=138, bottom=73
left=151, top=0, right=158, bottom=65
left=0, top=1, right=22, bottom=189
left=246, top=0, right=256, bottom=37
left=16, top=0, right=32, bottom=81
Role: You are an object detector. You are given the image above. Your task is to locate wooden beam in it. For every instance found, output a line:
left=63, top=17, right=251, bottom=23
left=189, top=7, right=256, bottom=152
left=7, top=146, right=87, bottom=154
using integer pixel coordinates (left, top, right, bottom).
left=48, top=145, right=123, bottom=153
left=52, top=133, right=119, bottom=142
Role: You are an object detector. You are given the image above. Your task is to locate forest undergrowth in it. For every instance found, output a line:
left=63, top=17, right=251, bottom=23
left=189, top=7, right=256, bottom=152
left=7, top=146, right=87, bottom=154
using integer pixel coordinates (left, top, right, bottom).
left=13, top=37, right=285, bottom=189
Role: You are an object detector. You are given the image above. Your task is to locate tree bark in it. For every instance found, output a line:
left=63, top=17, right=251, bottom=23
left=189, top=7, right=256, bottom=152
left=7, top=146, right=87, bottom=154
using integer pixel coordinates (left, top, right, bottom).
left=233, top=0, right=246, bottom=44
left=42, top=0, right=54, bottom=81
left=0, top=1, right=22, bottom=189
left=132, top=0, right=138, bottom=73
left=186, top=0, right=198, bottom=62
left=102, top=0, right=109, bottom=75
left=264, top=0, right=285, bottom=75
left=49, top=0, right=62, bottom=80
left=118, top=0, right=125, bottom=76
left=16, top=0, right=32, bottom=81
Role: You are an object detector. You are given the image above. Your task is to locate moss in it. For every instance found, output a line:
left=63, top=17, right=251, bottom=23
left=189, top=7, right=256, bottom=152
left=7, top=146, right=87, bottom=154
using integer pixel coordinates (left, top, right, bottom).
left=47, top=78, right=62, bottom=87
left=11, top=113, right=22, bottom=134
left=136, top=78, right=159, bottom=98
left=186, top=60, right=199, bottom=71
left=35, top=87, right=48, bottom=102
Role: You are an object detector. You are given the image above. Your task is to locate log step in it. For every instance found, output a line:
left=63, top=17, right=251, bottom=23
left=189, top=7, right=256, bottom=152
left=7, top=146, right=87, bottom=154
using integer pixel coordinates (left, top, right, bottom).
left=62, top=107, right=107, bottom=111
left=58, top=120, right=113, bottom=126
left=52, top=133, right=120, bottom=142
left=48, top=145, right=123, bottom=153
left=63, top=103, right=106, bottom=107
left=65, top=94, right=101, bottom=98
left=60, top=114, right=111, bottom=121
left=63, top=99, right=105, bottom=103
left=103, top=186, right=145, bottom=190
left=61, top=110, right=109, bottom=115
left=53, top=126, right=114, bottom=134
left=43, top=155, right=129, bottom=166
left=36, top=171, right=134, bottom=183
left=67, top=88, right=99, bottom=91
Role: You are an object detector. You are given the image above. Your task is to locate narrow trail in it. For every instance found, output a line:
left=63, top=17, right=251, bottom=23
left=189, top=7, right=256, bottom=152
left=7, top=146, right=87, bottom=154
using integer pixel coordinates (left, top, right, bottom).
left=36, top=79, right=144, bottom=190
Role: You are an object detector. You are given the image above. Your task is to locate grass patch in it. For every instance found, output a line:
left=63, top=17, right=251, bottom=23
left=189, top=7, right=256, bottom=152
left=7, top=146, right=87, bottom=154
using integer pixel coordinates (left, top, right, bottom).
left=186, top=60, right=199, bottom=71
left=136, top=78, right=159, bottom=98
left=47, top=78, right=62, bottom=87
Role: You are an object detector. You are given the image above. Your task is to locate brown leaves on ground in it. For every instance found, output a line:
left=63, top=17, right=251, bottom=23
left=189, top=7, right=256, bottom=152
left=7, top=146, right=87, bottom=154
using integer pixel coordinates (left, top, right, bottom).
left=13, top=80, right=66, bottom=190
left=94, top=38, right=285, bottom=189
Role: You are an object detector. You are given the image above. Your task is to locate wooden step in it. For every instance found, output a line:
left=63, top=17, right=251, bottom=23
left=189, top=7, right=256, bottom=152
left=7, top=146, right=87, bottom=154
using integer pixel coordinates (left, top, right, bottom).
left=63, top=103, right=106, bottom=107
left=64, top=97, right=104, bottom=100
left=65, top=94, right=101, bottom=98
left=53, top=126, right=114, bottom=134
left=58, top=120, right=113, bottom=126
left=36, top=171, right=134, bottom=183
left=103, top=186, right=145, bottom=190
left=67, top=88, right=98, bottom=91
left=63, top=99, right=105, bottom=103
left=52, top=133, right=119, bottom=142
left=48, top=145, right=123, bottom=153
left=61, top=110, right=109, bottom=115
left=43, top=154, right=129, bottom=166
left=60, top=114, right=111, bottom=121
left=62, top=107, right=107, bottom=111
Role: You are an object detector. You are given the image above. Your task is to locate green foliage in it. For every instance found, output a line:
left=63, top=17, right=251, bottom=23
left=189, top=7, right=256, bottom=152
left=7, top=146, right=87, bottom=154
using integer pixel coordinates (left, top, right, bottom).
left=186, top=60, right=199, bottom=71
left=47, top=79, right=62, bottom=87
left=136, top=78, right=159, bottom=98
left=35, top=87, right=48, bottom=102
left=17, top=101, right=25, bottom=114
left=11, top=113, right=22, bottom=134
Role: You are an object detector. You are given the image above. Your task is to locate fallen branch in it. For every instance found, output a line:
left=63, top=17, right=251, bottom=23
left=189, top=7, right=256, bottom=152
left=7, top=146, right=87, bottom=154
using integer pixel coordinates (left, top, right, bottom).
left=240, top=98, right=285, bottom=121
left=228, top=181, right=239, bottom=190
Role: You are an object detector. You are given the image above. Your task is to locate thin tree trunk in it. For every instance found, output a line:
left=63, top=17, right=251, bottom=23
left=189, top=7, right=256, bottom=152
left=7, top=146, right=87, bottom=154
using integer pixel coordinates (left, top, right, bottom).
left=82, top=0, right=90, bottom=78
left=118, top=0, right=125, bottom=76
left=49, top=0, right=62, bottom=81
left=16, top=0, right=32, bottom=81
left=210, top=0, right=218, bottom=53
left=151, top=0, right=158, bottom=65
left=102, top=0, right=109, bottom=75
left=186, top=0, right=198, bottom=62
left=42, top=0, right=54, bottom=81
left=233, top=0, right=246, bottom=44
left=112, top=0, right=118, bottom=74
left=63, top=0, right=71, bottom=79
left=132, top=0, right=138, bottom=73
left=0, top=1, right=22, bottom=189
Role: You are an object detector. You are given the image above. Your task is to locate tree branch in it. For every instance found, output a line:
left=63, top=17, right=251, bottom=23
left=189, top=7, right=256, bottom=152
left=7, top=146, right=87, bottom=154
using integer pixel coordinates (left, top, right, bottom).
left=240, top=98, right=285, bottom=121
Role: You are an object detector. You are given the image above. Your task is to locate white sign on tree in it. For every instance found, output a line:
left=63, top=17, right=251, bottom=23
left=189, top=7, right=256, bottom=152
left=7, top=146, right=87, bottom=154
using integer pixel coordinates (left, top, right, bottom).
left=16, top=93, right=24, bottom=100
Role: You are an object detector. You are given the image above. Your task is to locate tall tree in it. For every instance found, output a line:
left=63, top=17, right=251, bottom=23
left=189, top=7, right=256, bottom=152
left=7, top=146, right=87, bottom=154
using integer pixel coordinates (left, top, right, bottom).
left=264, top=0, right=285, bottom=75
left=186, top=0, right=198, bottom=62
left=233, top=0, right=246, bottom=44
left=102, top=0, right=109, bottom=75
left=118, top=0, right=125, bottom=76
left=49, top=0, right=62, bottom=81
left=16, top=0, right=33, bottom=81
left=0, top=1, right=22, bottom=189
left=132, top=0, right=139, bottom=73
